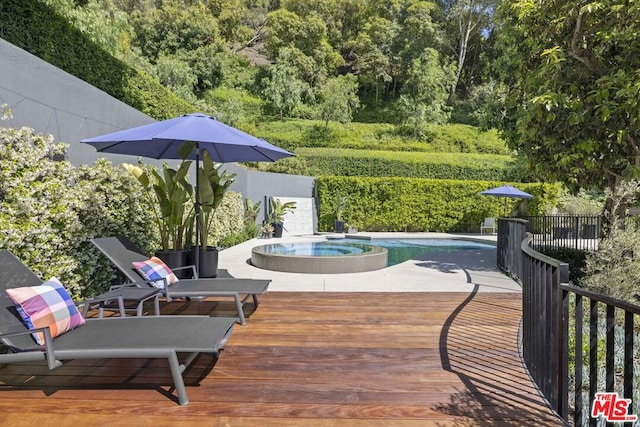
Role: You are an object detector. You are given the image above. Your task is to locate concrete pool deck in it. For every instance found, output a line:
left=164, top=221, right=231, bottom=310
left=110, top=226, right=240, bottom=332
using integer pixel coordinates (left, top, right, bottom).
left=218, top=232, right=521, bottom=293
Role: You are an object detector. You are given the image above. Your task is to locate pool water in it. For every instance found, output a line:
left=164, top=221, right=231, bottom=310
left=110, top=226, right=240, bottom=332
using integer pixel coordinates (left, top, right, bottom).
left=261, top=238, right=495, bottom=266
left=360, top=238, right=494, bottom=265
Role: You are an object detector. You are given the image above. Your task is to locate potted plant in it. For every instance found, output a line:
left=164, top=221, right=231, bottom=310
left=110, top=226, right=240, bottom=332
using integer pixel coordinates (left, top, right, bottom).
left=185, top=149, right=235, bottom=278
left=333, top=190, right=350, bottom=233
left=123, top=159, right=193, bottom=274
left=259, top=221, right=274, bottom=239
left=268, top=197, right=296, bottom=238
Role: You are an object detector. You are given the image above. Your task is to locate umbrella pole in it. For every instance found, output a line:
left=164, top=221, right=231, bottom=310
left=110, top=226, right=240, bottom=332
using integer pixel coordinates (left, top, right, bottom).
left=195, top=144, right=200, bottom=276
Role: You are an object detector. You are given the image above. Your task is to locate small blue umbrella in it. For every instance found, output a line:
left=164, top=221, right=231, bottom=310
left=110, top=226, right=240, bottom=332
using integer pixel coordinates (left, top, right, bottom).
left=480, top=185, right=533, bottom=216
left=81, top=113, right=294, bottom=272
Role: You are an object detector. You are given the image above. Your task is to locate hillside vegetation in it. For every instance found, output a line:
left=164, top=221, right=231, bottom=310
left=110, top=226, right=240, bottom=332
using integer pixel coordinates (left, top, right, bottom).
left=0, top=0, right=561, bottom=233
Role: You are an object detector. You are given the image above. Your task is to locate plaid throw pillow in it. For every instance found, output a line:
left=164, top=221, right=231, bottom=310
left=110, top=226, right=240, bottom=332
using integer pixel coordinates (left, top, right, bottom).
left=6, top=277, right=86, bottom=345
left=132, top=256, right=179, bottom=289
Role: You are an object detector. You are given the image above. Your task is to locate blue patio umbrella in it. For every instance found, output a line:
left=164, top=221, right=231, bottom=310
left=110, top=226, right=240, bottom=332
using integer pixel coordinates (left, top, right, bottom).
left=81, top=112, right=294, bottom=272
left=480, top=185, right=533, bottom=216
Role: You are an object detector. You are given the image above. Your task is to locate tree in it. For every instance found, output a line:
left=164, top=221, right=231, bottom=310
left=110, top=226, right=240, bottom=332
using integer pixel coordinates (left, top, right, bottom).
left=398, top=48, right=454, bottom=135
left=131, top=0, right=220, bottom=60
left=348, top=16, right=396, bottom=104
left=262, top=52, right=308, bottom=119
left=317, top=74, right=360, bottom=130
left=494, top=1, right=640, bottom=195
left=265, top=7, right=343, bottom=85
left=440, top=0, right=494, bottom=104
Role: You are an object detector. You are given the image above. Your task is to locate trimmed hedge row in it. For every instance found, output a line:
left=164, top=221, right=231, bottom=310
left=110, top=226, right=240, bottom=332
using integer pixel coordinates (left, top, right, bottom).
left=0, top=0, right=193, bottom=120
left=316, top=176, right=559, bottom=232
left=298, top=148, right=519, bottom=180
left=253, top=119, right=510, bottom=154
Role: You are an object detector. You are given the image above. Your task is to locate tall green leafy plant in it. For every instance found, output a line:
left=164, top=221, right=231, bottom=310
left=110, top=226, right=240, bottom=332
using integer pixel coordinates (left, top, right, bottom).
left=123, top=156, right=193, bottom=251
left=268, top=198, right=297, bottom=224
left=196, top=150, right=235, bottom=249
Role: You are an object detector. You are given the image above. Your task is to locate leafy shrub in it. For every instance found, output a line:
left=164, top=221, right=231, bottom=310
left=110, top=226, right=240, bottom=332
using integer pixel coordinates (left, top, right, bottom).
left=556, top=187, right=604, bottom=214
left=202, top=86, right=265, bottom=123
left=252, top=118, right=510, bottom=154
left=0, top=126, right=156, bottom=298
left=580, top=181, right=640, bottom=305
left=210, top=191, right=245, bottom=246
left=315, top=176, right=559, bottom=232
left=299, top=148, right=518, bottom=180
left=253, top=156, right=310, bottom=175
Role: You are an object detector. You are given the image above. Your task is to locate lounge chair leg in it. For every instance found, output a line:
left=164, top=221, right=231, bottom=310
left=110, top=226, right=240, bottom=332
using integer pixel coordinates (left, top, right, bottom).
left=168, top=352, right=189, bottom=406
left=233, top=295, right=246, bottom=325
left=181, top=352, right=199, bottom=371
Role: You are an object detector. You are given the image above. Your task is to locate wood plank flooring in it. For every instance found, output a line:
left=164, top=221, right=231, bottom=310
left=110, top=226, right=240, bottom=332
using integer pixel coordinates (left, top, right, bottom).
left=0, top=291, right=563, bottom=426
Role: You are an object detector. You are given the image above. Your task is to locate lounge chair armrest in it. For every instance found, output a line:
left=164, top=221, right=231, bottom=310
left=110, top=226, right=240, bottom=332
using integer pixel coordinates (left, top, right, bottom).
left=0, top=326, right=61, bottom=369
left=108, top=279, right=157, bottom=291
left=0, top=326, right=46, bottom=341
left=80, top=294, right=123, bottom=307
left=170, top=264, right=198, bottom=279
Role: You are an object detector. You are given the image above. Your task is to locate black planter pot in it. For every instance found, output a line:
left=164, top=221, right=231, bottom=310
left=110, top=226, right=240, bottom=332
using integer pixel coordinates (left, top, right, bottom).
left=154, top=249, right=188, bottom=278
left=187, top=246, right=219, bottom=278
left=272, top=222, right=284, bottom=238
left=334, top=220, right=345, bottom=233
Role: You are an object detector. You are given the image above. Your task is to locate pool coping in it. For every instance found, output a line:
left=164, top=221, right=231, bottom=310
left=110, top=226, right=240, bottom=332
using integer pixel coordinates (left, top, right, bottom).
left=251, top=242, right=388, bottom=274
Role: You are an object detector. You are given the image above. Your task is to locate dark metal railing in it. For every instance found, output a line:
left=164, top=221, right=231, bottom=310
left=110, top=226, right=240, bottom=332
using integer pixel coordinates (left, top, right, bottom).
left=497, top=219, right=640, bottom=426
left=518, top=215, right=603, bottom=252
left=520, top=233, right=570, bottom=420
left=497, top=217, right=528, bottom=280
left=560, top=283, right=640, bottom=426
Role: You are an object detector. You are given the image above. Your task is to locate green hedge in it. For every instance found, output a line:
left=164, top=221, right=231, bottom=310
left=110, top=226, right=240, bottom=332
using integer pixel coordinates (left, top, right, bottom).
left=299, top=148, right=519, bottom=180
left=252, top=119, right=509, bottom=154
left=0, top=0, right=193, bottom=120
left=316, top=176, right=559, bottom=232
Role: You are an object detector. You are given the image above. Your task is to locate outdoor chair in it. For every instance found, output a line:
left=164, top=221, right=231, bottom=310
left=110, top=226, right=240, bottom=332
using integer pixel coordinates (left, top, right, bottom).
left=0, top=249, right=236, bottom=406
left=91, top=236, right=270, bottom=325
left=480, top=217, right=496, bottom=235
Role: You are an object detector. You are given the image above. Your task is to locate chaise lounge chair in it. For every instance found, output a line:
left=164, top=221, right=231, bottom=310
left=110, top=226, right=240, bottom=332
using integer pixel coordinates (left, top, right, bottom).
left=91, top=236, right=270, bottom=325
left=0, top=249, right=236, bottom=406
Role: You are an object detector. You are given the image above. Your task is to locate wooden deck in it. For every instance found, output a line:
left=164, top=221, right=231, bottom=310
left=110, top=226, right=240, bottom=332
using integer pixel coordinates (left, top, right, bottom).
left=0, top=291, right=562, bottom=426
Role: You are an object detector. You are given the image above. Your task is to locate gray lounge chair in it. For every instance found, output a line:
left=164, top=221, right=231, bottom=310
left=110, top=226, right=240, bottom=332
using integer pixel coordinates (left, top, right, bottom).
left=91, top=236, right=270, bottom=325
left=0, top=249, right=236, bottom=406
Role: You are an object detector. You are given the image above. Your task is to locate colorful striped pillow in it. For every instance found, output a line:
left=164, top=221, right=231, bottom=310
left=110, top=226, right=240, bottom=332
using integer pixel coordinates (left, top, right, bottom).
left=132, top=256, right=178, bottom=289
left=6, top=277, right=86, bottom=345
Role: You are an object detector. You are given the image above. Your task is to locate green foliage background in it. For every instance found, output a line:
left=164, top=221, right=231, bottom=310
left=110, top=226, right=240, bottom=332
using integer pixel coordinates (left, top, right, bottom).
left=300, top=148, right=519, bottom=181
left=0, top=125, right=244, bottom=298
left=316, top=176, right=559, bottom=232
left=0, top=1, right=193, bottom=120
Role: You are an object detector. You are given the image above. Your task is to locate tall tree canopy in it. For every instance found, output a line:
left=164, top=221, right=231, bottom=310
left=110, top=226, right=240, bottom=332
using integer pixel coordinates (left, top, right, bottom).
left=494, top=0, right=640, bottom=192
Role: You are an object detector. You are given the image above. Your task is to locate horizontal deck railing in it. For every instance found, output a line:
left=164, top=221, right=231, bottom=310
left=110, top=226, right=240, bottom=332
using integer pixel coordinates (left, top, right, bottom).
left=498, top=218, right=640, bottom=426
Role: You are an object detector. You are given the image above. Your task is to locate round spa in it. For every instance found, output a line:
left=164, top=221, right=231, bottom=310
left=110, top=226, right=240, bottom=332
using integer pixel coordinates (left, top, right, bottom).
left=251, top=241, right=388, bottom=274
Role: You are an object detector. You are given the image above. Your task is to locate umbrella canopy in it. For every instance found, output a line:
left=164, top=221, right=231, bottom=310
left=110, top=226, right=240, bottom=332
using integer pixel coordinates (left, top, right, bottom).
left=480, top=185, right=534, bottom=199
left=81, top=112, right=293, bottom=162
left=81, top=113, right=294, bottom=273
left=480, top=185, right=533, bottom=216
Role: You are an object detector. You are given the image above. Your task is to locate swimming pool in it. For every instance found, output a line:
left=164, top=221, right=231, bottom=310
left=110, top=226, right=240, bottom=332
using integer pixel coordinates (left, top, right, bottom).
left=355, top=238, right=495, bottom=265
left=251, top=238, right=495, bottom=274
